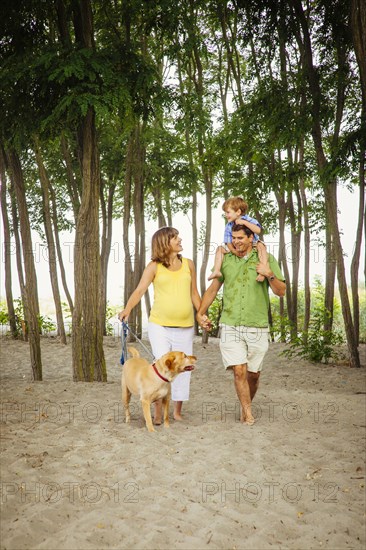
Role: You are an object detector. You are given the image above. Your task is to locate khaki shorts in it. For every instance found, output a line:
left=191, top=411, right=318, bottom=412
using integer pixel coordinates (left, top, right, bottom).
left=219, top=324, right=269, bottom=372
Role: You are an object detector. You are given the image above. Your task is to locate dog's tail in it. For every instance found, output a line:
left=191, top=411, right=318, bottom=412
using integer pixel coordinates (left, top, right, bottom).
left=127, top=347, right=140, bottom=358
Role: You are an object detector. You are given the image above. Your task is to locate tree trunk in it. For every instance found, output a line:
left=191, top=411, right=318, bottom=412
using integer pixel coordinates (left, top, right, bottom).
left=122, top=131, right=135, bottom=340
left=287, top=190, right=301, bottom=338
left=350, top=0, right=366, bottom=344
left=100, top=178, right=116, bottom=335
left=8, top=178, right=27, bottom=336
left=7, top=148, right=42, bottom=380
left=49, top=182, right=74, bottom=315
left=0, top=146, right=17, bottom=337
left=350, top=156, right=365, bottom=345
left=275, top=189, right=292, bottom=336
left=298, top=140, right=311, bottom=337
left=60, top=133, right=81, bottom=219
left=71, top=0, right=106, bottom=381
left=34, top=137, right=67, bottom=344
left=72, top=107, right=106, bottom=381
left=324, top=222, right=336, bottom=333
left=132, top=122, right=146, bottom=338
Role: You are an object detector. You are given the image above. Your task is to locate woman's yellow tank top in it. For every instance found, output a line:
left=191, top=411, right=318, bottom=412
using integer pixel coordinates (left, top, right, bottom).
left=149, top=257, right=194, bottom=327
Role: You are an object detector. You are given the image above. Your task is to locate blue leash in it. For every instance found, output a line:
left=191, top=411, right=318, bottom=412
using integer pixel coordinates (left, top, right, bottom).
left=120, top=321, right=155, bottom=365
left=120, top=321, right=128, bottom=365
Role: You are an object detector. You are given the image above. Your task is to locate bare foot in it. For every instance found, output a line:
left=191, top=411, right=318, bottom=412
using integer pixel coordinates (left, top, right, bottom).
left=256, top=274, right=265, bottom=282
left=173, top=413, right=183, bottom=421
left=208, top=270, right=222, bottom=281
left=241, top=407, right=255, bottom=425
left=153, top=418, right=162, bottom=425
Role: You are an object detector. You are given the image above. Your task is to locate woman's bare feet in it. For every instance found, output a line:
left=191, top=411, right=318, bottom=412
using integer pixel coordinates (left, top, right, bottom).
left=173, top=401, right=184, bottom=421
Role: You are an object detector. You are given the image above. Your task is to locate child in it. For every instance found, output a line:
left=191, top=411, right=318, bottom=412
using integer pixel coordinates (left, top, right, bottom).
left=208, top=196, right=268, bottom=282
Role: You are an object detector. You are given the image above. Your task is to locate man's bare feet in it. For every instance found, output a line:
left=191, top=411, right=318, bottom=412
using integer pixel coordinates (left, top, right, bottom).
left=208, top=270, right=222, bottom=281
left=173, top=413, right=183, bottom=421
left=241, top=406, right=255, bottom=425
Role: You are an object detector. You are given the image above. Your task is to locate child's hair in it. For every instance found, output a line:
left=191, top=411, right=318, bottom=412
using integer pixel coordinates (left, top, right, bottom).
left=151, top=227, right=182, bottom=267
left=222, top=196, right=248, bottom=214
left=232, top=223, right=254, bottom=237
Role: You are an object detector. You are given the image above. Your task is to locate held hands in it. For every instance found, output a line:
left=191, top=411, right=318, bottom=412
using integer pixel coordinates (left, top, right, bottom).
left=196, top=312, right=213, bottom=331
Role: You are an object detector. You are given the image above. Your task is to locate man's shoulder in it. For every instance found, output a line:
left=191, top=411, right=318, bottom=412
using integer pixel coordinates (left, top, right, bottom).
left=222, top=252, right=236, bottom=263
left=268, top=252, right=279, bottom=263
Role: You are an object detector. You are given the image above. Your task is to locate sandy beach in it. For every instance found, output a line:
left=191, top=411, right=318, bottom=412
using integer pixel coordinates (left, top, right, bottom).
left=1, top=335, right=365, bottom=550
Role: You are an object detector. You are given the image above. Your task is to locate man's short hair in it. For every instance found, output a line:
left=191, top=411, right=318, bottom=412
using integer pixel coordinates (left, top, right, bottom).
left=232, top=223, right=254, bottom=237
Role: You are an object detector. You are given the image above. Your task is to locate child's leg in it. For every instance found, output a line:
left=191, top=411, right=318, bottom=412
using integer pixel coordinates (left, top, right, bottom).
left=256, top=241, right=268, bottom=282
left=208, top=245, right=227, bottom=280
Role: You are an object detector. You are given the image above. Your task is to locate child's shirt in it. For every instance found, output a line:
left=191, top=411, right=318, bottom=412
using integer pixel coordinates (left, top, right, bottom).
left=224, top=214, right=262, bottom=244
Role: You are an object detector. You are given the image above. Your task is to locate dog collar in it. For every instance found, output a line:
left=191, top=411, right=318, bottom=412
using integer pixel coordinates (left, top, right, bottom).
left=151, top=363, right=170, bottom=383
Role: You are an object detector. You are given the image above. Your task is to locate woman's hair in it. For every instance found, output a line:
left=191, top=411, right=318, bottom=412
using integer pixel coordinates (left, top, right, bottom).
left=151, top=226, right=182, bottom=267
left=222, top=196, right=248, bottom=214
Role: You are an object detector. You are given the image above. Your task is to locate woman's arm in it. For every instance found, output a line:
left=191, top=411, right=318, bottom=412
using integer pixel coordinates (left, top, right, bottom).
left=187, top=259, right=201, bottom=311
left=118, top=262, right=157, bottom=321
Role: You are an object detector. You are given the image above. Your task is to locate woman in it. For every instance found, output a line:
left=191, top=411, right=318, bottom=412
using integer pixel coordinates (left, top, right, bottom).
left=118, top=227, right=201, bottom=423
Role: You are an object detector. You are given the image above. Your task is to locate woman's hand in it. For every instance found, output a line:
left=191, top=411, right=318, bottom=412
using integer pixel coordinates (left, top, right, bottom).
left=118, top=309, right=130, bottom=322
left=197, top=313, right=212, bottom=330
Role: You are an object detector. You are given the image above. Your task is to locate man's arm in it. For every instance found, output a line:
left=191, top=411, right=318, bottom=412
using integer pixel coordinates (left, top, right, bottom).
left=197, top=278, right=222, bottom=328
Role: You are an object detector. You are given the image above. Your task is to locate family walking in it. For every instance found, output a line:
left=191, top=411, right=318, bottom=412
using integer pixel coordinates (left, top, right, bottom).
left=119, top=197, right=286, bottom=426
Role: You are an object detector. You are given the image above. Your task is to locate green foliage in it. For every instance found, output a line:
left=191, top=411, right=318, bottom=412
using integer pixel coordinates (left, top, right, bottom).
left=105, top=303, right=120, bottom=336
left=37, top=315, right=56, bottom=334
left=207, top=291, right=223, bottom=338
left=282, top=307, right=343, bottom=363
left=275, top=277, right=345, bottom=363
left=0, top=298, right=56, bottom=336
left=358, top=290, right=366, bottom=344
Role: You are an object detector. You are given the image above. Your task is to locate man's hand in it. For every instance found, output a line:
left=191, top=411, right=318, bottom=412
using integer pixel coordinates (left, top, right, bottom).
left=196, top=312, right=212, bottom=330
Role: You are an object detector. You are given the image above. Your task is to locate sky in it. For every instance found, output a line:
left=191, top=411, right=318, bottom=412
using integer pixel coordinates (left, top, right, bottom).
left=0, top=185, right=364, bottom=315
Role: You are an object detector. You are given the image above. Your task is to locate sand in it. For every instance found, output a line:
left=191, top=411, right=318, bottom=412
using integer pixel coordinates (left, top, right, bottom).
left=0, top=335, right=365, bottom=550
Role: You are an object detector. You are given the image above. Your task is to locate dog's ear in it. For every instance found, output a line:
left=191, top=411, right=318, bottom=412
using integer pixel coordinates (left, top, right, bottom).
left=165, top=353, right=177, bottom=370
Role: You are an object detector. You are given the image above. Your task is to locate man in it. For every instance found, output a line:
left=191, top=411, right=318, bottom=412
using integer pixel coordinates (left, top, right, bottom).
left=197, top=224, right=286, bottom=425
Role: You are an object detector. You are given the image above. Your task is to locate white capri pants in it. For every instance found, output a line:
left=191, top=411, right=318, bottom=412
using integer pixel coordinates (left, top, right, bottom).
left=148, top=322, right=194, bottom=401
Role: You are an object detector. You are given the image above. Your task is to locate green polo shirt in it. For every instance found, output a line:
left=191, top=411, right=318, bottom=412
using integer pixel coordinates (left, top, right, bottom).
left=220, top=250, right=284, bottom=327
